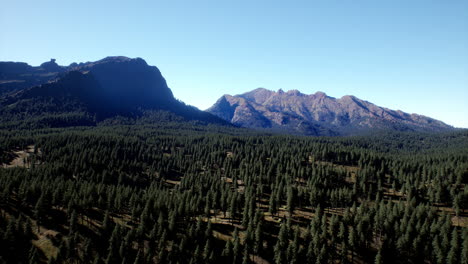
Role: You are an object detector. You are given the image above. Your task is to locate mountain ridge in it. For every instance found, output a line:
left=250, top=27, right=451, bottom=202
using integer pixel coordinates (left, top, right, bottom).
left=0, top=56, right=229, bottom=128
left=207, top=88, right=453, bottom=136
left=0, top=57, right=455, bottom=135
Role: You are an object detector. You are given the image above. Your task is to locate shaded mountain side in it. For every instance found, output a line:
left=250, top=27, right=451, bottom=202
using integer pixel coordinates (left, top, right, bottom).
left=0, top=57, right=229, bottom=128
left=71, top=57, right=176, bottom=111
left=0, top=59, right=67, bottom=96
left=207, top=88, right=454, bottom=136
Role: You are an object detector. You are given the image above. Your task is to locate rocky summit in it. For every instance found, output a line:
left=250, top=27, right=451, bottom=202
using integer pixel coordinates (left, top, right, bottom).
left=207, top=88, right=453, bottom=136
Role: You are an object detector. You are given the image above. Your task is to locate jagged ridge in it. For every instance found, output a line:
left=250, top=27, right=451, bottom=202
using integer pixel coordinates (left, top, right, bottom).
left=207, top=88, right=453, bottom=136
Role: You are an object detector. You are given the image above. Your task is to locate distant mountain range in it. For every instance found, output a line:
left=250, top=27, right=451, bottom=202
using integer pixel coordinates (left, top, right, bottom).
left=0, top=57, right=455, bottom=135
left=0, top=57, right=227, bottom=128
left=207, top=88, right=454, bottom=136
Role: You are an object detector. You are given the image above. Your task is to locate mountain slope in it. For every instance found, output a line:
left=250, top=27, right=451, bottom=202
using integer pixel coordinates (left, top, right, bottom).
left=207, top=88, right=453, bottom=136
left=0, top=57, right=227, bottom=128
left=0, top=59, right=67, bottom=96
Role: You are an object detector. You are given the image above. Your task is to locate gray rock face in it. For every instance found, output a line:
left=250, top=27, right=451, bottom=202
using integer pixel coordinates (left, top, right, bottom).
left=207, top=88, right=453, bottom=136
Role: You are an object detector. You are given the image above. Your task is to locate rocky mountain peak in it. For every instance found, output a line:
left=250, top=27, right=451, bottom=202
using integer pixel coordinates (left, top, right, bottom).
left=313, top=91, right=328, bottom=98
left=286, top=89, right=304, bottom=96
left=40, top=59, right=62, bottom=72
left=207, top=88, right=454, bottom=136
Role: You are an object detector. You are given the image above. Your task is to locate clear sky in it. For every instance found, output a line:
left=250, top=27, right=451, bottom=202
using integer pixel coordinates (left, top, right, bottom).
left=1, top=0, right=467, bottom=127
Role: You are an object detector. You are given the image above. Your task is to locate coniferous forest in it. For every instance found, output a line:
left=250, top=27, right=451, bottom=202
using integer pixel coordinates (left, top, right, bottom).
left=0, top=113, right=467, bottom=264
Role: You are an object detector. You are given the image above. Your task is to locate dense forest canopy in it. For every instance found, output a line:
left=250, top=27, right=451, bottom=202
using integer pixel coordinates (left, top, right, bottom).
left=0, top=116, right=467, bottom=264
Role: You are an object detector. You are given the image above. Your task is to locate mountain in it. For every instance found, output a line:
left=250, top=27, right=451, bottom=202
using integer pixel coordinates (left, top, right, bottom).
left=0, top=57, right=227, bottom=128
left=0, top=59, right=67, bottom=96
left=207, top=88, right=454, bottom=136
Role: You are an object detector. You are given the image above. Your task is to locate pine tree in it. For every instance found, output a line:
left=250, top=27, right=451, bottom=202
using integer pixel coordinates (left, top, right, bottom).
left=433, top=236, right=445, bottom=264
left=254, top=219, right=263, bottom=255
left=69, top=210, right=78, bottom=235
left=242, top=246, right=249, bottom=264
left=348, top=226, right=356, bottom=263
left=205, top=220, right=213, bottom=239
left=102, top=210, right=112, bottom=237
left=105, top=224, right=121, bottom=264
left=34, top=194, right=46, bottom=233
left=193, top=245, right=201, bottom=264
left=461, top=230, right=468, bottom=264
left=269, top=191, right=277, bottom=216
left=375, top=249, right=383, bottom=264
left=222, top=239, right=233, bottom=258
left=203, top=239, right=212, bottom=260
left=447, top=228, right=459, bottom=264
left=274, top=223, right=288, bottom=264
left=133, top=250, right=141, bottom=264
left=306, top=241, right=315, bottom=264
left=315, top=244, right=326, bottom=264
left=233, top=228, right=241, bottom=263
left=287, top=186, right=295, bottom=216
left=93, top=254, right=100, bottom=264
left=28, top=246, right=39, bottom=264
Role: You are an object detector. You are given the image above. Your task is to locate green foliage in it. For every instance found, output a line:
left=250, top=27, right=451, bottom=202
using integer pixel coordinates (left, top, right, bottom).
left=0, top=122, right=467, bottom=263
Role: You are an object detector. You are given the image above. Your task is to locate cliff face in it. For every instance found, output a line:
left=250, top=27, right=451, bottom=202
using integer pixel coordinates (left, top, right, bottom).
left=208, top=88, right=453, bottom=136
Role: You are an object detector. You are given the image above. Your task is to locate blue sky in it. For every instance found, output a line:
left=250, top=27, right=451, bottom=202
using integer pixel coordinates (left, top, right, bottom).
left=1, top=0, right=467, bottom=127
